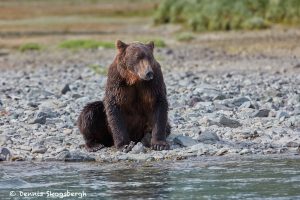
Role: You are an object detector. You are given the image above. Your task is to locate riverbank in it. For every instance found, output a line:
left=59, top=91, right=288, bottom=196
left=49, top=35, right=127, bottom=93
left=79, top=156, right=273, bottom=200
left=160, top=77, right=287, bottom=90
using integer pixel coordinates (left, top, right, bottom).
left=0, top=27, right=300, bottom=162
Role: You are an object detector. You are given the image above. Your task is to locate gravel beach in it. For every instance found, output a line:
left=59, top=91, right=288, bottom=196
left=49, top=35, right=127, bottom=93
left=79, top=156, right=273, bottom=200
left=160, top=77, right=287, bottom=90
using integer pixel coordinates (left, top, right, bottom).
left=0, top=32, right=300, bottom=162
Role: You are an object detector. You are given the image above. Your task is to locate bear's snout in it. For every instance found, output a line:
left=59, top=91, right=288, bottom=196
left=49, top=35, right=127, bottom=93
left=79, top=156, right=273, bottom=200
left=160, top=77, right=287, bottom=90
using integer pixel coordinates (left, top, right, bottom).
left=144, top=69, right=154, bottom=80
left=138, top=59, right=154, bottom=81
left=139, top=67, right=154, bottom=81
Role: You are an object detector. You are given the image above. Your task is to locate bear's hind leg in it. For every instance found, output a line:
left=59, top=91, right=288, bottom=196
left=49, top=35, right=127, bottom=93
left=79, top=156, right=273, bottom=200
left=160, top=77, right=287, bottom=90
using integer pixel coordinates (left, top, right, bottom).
left=77, top=101, right=113, bottom=152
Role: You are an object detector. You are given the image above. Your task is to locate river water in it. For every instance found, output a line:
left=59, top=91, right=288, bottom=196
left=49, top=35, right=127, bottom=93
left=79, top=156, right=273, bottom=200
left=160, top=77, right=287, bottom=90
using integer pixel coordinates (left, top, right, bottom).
left=1, top=156, right=300, bottom=200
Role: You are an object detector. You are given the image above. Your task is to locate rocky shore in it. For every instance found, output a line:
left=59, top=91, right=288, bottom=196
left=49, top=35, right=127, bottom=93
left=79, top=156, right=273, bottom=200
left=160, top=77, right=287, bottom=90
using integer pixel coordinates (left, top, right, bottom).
left=0, top=44, right=299, bottom=162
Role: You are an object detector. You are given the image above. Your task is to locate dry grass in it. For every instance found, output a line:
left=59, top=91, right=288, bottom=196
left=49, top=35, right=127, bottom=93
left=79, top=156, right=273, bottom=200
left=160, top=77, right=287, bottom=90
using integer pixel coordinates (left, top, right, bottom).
left=0, top=0, right=159, bottom=49
left=0, top=0, right=158, bottom=19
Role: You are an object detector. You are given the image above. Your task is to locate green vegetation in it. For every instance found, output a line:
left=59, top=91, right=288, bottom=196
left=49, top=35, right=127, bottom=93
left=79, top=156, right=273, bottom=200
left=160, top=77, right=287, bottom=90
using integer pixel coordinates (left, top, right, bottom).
left=59, top=40, right=115, bottom=50
left=137, top=38, right=167, bottom=47
left=18, top=43, right=42, bottom=52
left=151, top=39, right=166, bottom=47
left=154, top=0, right=300, bottom=31
left=88, top=64, right=108, bottom=75
left=176, top=32, right=195, bottom=42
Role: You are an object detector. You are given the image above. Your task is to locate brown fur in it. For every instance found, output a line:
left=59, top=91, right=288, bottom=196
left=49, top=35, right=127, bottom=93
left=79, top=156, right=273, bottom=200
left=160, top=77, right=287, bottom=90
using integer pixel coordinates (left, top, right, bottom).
left=77, top=40, right=170, bottom=152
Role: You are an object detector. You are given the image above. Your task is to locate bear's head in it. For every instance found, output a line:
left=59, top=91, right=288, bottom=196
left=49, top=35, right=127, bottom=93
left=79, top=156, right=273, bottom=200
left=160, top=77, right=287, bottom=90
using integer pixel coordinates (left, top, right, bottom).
left=115, top=40, right=156, bottom=84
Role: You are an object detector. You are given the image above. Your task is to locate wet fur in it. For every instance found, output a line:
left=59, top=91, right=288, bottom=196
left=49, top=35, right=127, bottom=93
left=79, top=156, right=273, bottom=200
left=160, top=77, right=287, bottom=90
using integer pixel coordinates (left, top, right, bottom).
left=77, top=41, right=171, bottom=151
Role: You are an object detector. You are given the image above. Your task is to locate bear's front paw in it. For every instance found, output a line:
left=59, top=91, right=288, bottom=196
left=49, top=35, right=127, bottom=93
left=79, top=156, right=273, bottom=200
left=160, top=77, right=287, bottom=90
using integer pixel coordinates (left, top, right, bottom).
left=119, top=141, right=135, bottom=153
left=151, top=140, right=170, bottom=151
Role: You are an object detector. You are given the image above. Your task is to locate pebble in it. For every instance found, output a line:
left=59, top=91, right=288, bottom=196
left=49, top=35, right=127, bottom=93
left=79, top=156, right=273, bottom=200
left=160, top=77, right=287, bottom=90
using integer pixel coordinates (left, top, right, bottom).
left=286, top=141, right=299, bottom=148
left=239, top=149, right=252, bottom=155
left=32, top=146, right=48, bottom=154
left=231, top=97, right=250, bottom=107
left=29, top=116, right=46, bottom=124
left=239, top=101, right=254, bottom=109
left=55, top=150, right=71, bottom=161
left=276, top=111, right=289, bottom=120
left=0, top=47, right=299, bottom=162
left=64, top=151, right=95, bottom=162
left=0, top=135, right=7, bottom=146
left=0, top=147, right=11, bottom=161
left=215, top=148, right=228, bottom=156
left=218, top=115, right=242, bottom=128
left=130, top=142, right=146, bottom=154
left=197, top=131, right=220, bottom=144
left=61, top=84, right=71, bottom=94
left=251, top=109, right=270, bottom=118
left=174, top=135, right=198, bottom=147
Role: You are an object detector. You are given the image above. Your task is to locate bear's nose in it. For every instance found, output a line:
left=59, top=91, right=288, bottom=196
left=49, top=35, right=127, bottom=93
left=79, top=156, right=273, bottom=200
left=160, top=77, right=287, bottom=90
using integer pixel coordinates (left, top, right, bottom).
left=145, top=71, right=154, bottom=80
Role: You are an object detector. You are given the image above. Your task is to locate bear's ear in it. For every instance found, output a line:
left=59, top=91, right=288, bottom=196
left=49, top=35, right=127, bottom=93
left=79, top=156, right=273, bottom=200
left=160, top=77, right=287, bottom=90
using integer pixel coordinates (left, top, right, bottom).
left=116, top=40, right=127, bottom=52
left=147, top=41, right=154, bottom=51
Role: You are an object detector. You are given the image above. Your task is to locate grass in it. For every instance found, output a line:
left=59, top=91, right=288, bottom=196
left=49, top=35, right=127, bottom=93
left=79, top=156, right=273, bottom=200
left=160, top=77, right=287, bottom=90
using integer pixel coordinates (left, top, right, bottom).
left=136, top=38, right=167, bottom=47
left=152, top=39, right=167, bottom=47
left=18, top=43, right=42, bottom=52
left=88, top=64, right=108, bottom=75
left=59, top=39, right=166, bottom=51
left=154, top=0, right=300, bottom=31
left=176, top=32, right=195, bottom=42
left=59, top=39, right=115, bottom=50
left=0, top=0, right=159, bottom=20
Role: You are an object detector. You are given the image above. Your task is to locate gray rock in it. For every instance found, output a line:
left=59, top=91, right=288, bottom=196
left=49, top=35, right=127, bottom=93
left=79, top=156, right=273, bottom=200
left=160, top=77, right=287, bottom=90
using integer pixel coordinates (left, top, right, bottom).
left=286, top=141, right=299, bottom=148
left=239, top=101, right=255, bottom=109
left=19, top=145, right=32, bottom=151
left=193, top=85, right=223, bottom=101
left=214, top=103, right=233, bottom=111
left=218, top=115, right=242, bottom=128
left=212, top=94, right=227, bottom=101
left=130, top=142, right=146, bottom=154
left=174, top=135, right=198, bottom=147
left=72, top=94, right=82, bottom=99
left=75, top=97, right=89, bottom=104
left=197, top=131, right=220, bottom=144
left=200, top=116, right=221, bottom=127
left=30, top=106, right=59, bottom=124
left=239, top=130, right=259, bottom=139
left=29, top=116, right=46, bottom=124
left=294, top=63, right=300, bottom=69
left=65, top=151, right=95, bottom=162
left=36, top=108, right=58, bottom=119
left=288, top=116, right=300, bottom=128
left=276, top=111, right=289, bottom=119
left=27, top=88, right=54, bottom=100
left=0, top=147, right=11, bottom=161
left=32, top=146, right=47, bottom=154
left=0, top=135, right=7, bottom=146
left=61, top=84, right=71, bottom=94
left=231, top=97, right=250, bottom=107
left=188, top=97, right=203, bottom=107
left=239, top=149, right=252, bottom=155
left=251, top=109, right=270, bottom=118
left=55, top=150, right=71, bottom=161
left=27, top=102, right=39, bottom=108
left=215, top=148, right=228, bottom=156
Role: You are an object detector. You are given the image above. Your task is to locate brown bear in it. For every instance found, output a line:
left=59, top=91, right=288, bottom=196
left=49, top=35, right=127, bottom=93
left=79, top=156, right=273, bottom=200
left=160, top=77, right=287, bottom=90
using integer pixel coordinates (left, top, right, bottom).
left=77, top=40, right=170, bottom=152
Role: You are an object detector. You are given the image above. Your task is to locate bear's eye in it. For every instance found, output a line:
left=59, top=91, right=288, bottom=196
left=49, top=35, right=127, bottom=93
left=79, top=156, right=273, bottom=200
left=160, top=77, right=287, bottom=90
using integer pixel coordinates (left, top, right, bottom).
left=136, top=53, right=144, bottom=60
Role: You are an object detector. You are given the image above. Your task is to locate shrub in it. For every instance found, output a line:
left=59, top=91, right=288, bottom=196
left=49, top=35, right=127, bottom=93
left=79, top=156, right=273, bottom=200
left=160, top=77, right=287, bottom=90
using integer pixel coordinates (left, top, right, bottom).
left=59, top=40, right=114, bottom=50
left=19, top=43, right=42, bottom=52
left=154, top=0, right=300, bottom=31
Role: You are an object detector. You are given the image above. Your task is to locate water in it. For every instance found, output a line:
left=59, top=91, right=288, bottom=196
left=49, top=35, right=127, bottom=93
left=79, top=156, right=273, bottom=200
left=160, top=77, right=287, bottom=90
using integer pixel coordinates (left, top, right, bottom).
left=1, top=156, right=300, bottom=200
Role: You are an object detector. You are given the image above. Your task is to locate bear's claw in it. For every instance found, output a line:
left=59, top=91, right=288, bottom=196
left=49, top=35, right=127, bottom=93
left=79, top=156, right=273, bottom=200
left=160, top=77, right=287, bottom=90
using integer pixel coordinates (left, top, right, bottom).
left=120, top=141, right=136, bottom=153
left=86, top=144, right=105, bottom=152
left=151, top=141, right=170, bottom=151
